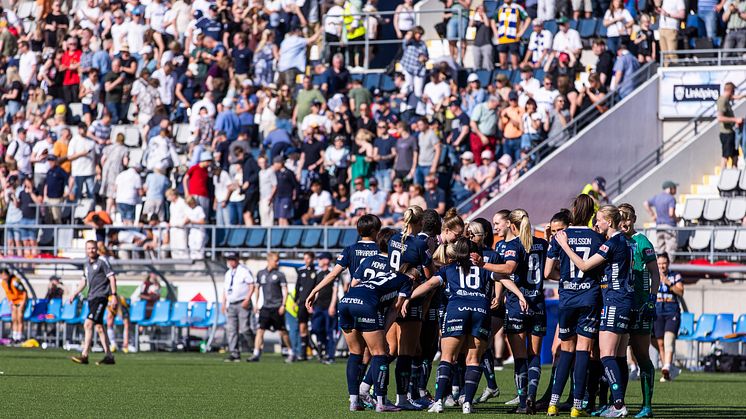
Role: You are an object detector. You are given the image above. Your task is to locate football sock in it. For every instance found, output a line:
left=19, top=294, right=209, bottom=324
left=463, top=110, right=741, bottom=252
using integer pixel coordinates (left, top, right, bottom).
left=347, top=353, right=364, bottom=396
left=434, top=361, right=453, bottom=401
left=463, top=365, right=482, bottom=404
left=420, top=358, right=433, bottom=396
left=409, top=357, right=422, bottom=397
left=601, top=356, right=625, bottom=409
left=482, top=348, right=498, bottom=390
left=639, top=357, right=655, bottom=408
left=528, top=353, right=542, bottom=400
left=550, top=350, right=574, bottom=406
left=573, top=351, right=591, bottom=409
left=617, top=356, right=629, bottom=397
left=539, top=363, right=558, bottom=402
left=395, top=355, right=412, bottom=401
left=515, top=357, right=528, bottom=408
left=370, top=355, right=390, bottom=398
left=586, top=359, right=603, bottom=409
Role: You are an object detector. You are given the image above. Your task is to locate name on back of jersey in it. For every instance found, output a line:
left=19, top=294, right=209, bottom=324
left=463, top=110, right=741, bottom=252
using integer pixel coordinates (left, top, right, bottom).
left=388, top=240, right=408, bottom=252
left=569, top=237, right=593, bottom=245
left=370, top=259, right=388, bottom=271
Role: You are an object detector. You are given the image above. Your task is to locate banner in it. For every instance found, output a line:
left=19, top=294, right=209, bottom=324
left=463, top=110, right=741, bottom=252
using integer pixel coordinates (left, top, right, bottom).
left=658, top=66, right=746, bottom=119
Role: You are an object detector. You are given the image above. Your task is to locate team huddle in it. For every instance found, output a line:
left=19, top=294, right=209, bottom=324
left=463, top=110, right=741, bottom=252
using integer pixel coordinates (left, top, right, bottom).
left=304, top=194, right=669, bottom=417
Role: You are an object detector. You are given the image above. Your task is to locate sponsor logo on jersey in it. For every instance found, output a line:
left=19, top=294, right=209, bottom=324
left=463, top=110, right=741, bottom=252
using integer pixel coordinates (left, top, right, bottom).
left=357, top=317, right=376, bottom=324
left=504, top=250, right=516, bottom=257
left=337, top=254, right=344, bottom=261
left=341, top=297, right=364, bottom=305
left=446, top=325, right=463, bottom=332
left=456, top=289, right=486, bottom=298
left=600, top=244, right=609, bottom=253
left=562, top=281, right=592, bottom=290
left=457, top=306, right=487, bottom=314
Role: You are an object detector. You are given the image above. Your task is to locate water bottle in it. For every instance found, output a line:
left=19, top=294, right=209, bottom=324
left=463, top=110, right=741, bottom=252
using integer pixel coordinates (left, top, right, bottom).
left=199, top=340, right=207, bottom=353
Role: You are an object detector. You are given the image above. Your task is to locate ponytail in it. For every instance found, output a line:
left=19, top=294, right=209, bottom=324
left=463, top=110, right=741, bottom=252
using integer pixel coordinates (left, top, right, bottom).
left=401, top=205, right=423, bottom=247
left=509, top=209, right=533, bottom=251
left=452, top=237, right=473, bottom=274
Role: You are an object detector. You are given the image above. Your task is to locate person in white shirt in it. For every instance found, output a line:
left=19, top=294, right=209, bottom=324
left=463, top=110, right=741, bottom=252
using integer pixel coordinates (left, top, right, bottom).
left=301, top=180, right=332, bottom=225
left=657, top=0, right=685, bottom=65
left=551, top=17, right=583, bottom=63
left=77, top=0, right=102, bottom=32
left=222, top=252, right=257, bottom=362
left=166, top=189, right=189, bottom=258
left=152, top=62, right=176, bottom=107
left=67, top=124, right=97, bottom=200
left=522, top=19, right=553, bottom=69
left=30, top=134, right=54, bottom=190
left=213, top=166, right=235, bottom=226
left=184, top=196, right=207, bottom=260
left=114, top=162, right=144, bottom=224
left=109, top=10, right=128, bottom=53
left=421, top=71, right=451, bottom=116
left=533, top=75, right=560, bottom=113
left=517, top=65, right=541, bottom=107
left=349, top=177, right=372, bottom=216
left=190, top=92, right=217, bottom=131
left=17, top=41, right=37, bottom=87
left=145, top=0, right=168, bottom=55
left=125, top=8, right=149, bottom=60
left=366, top=177, right=388, bottom=216
left=143, top=126, right=179, bottom=172
left=5, top=128, right=32, bottom=178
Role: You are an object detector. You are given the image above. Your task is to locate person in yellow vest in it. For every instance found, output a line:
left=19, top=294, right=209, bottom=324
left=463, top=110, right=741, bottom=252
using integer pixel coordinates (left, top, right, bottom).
left=1, top=268, right=27, bottom=343
left=343, top=0, right=366, bottom=68
left=285, top=282, right=301, bottom=359
left=493, top=0, right=531, bottom=70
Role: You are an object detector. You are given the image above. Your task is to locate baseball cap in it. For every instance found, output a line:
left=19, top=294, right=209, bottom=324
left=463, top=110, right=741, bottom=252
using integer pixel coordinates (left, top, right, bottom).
left=311, top=99, right=323, bottom=106
left=662, top=180, right=678, bottom=190
left=193, top=9, right=203, bottom=19
left=318, top=252, right=332, bottom=260
left=199, top=151, right=213, bottom=162
left=467, top=73, right=479, bottom=83
left=132, top=5, right=144, bottom=15
left=594, top=176, right=606, bottom=191
left=449, top=97, right=462, bottom=107
left=272, top=155, right=285, bottom=164
left=46, top=155, right=57, bottom=161
left=224, top=251, right=238, bottom=260
left=461, top=151, right=474, bottom=161
left=241, top=79, right=253, bottom=88
left=557, top=16, right=569, bottom=24
left=209, top=4, right=218, bottom=11
left=481, top=150, right=493, bottom=160
left=222, top=97, right=234, bottom=108
left=188, top=63, right=199, bottom=74
left=508, top=91, right=519, bottom=101
left=49, top=275, right=61, bottom=282
left=369, top=177, right=378, bottom=185
left=533, top=18, right=544, bottom=26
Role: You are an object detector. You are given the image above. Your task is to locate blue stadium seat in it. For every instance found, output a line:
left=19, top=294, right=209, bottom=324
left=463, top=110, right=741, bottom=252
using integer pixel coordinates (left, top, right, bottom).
left=59, top=299, right=78, bottom=323
left=686, top=14, right=705, bottom=38
left=139, top=301, right=172, bottom=327
left=681, top=313, right=716, bottom=342
left=270, top=229, right=286, bottom=248
left=327, top=229, right=344, bottom=248
left=510, top=70, right=522, bottom=85
left=245, top=228, right=267, bottom=248
left=364, top=73, right=381, bottom=91
left=534, top=69, right=545, bottom=82
left=698, top=313, right=734, bottom=343
left=193, top=303, right=225, bottom=328
left=0, top=298, right=10, bottom=321
left=113, top=298, right=131, bottom=326
left=521, top=24, right=533, bottom=42
left=227, top=229, right=249, bottom=248
left=340, top=229, right=359, bottom=248
left=189, top=302, right=208, bottom=326
left=678, top=312, right=695, bottom=338
left=476, top=69, right=492, bottom=86
left=544, top=20, right=558, bottom=35
left=351, top=73, right=364, bottom=82
left=67, top=301, right=89, bottom=326
left=169, top=302, right=190, bottom=328
left=723, top=314, right=746, bottom=342
left=129, top=300, right=148, bottom=324
left=23, top=300, right=34, bottom=321
left=215, top=228, right=228, bottom=247
left=578, top=18, right=597, bottom=38
left=282, top=229, right=303, bottom=248
left=44, top=299, right=62, bottom=323
left=301, top=229, right=322, bottom=248
left=569, top=19, right=578, bottom=30
left=380, top=74, right=396, bottom=92
left=29, top=299, right=48, bottom=324
left=595, top=19, right=607, bottom=38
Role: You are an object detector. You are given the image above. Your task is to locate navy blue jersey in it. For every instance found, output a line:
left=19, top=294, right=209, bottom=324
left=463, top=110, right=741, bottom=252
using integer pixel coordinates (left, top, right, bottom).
left=436, top=263, right=491, bottom=310
left=596, top=232, right=635, bottom=306
left=494, top=240, right=507, bottom=264
left=656, top=271, right=682, bottom=315
left=344, top=270, right=413, bottom=309
left=352, top=254, right=393, bottom=282
left=388, top=233, right=432, bottom=271
left=503, top=238, right=542, bottom=310
left=547, top=226, right=604, bottom=308
left=336, top=240, right=380, bottom=276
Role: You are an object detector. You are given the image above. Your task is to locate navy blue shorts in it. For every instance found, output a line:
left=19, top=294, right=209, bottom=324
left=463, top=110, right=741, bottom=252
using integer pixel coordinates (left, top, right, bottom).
left=338, top=297, right=384, bottom=332
left=653, top=311, right=681, bottom=339
left=600, top=304, right=633, bottom=334
left=629, top=306, right=655, bottom=335
left=558, top=305, right=600, bottom=340
left=504, top=305, right=547, bottom=337
left=496, top=42, right=520, bottom=54
left=441, top=304, right=491, bottom=341
left=399, top=298, right=424, bottom=322
left=274, top=196, right=294, bottom=220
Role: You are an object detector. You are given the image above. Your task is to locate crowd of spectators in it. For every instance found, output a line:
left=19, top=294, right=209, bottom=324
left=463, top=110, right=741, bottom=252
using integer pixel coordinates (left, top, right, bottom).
left=0, top=0, right=698, bottom=260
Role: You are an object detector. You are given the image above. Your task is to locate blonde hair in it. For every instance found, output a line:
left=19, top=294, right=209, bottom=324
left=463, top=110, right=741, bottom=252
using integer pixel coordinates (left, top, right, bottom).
left=617, top=203, right=636, bottom=223
left=442, top=207, right=464, bottom=233
left=597, top=205, right=621, bottom=229
left=467, top=220, right=486, bottom=246
left=509, top=209, right=533, bottom=251
left=401, top=205, right=423, bottom=247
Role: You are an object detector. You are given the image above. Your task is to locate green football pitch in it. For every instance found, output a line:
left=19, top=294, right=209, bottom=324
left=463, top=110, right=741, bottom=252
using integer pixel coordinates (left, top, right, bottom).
left=1, top=348, right=744, bottom=418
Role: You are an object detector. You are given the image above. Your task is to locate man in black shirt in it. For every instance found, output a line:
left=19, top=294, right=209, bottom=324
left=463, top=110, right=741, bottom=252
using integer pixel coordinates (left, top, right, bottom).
left=593, top=38, right=615, bottom=87
left=44, top=156, right=68, bottom=224
left=300, top=131, right=326, bottom=190
left=18, top=178, right=41, bottom=256
left=449, top=98, right=471, bottom=154
left=310, top=252, right=338, bottom=363
left=272, top=156, right=298, bottom=225
left=295, top=252, right=317, bottom=361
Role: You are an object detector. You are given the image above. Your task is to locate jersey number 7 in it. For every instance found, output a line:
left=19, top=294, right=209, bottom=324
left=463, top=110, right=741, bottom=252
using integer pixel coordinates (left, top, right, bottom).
left=569, top=246, right=591, bottom=279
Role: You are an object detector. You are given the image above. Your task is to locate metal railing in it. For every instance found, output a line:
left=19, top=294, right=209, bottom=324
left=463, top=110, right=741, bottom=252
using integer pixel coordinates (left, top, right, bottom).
left=322, top=8, right=467, bottom=69
left=0, top=224, right=357, bottom=261
left=639, top=225, right=746, bottom=263
left=456, top=61, right=659, bottom=215
left=605, top=77, right=746, bottom=198
left=661, top=48, right=746, bottom=67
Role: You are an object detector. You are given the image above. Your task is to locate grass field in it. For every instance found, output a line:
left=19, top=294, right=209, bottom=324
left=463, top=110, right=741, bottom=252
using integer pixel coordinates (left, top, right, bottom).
left=1, top=348, right=744, bottom=418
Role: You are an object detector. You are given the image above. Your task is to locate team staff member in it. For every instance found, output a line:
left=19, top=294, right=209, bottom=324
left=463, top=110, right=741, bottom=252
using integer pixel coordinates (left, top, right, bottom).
left=249, top=252, right=295, bottom=363
left=295, top=251, right=318, bottom=361
left=222, top=252, right=256, bottom=362
left=655, top=253, right=684, bottom=383
left=310, top=252, right=339, bottom=364
left=70, top=240, right=118, bottom=365
left=1, top=269, right=27, bottom=344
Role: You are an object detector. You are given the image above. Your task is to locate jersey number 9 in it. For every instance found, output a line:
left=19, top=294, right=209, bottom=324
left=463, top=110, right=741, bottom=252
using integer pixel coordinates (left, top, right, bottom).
left=390, top=249, right=401, bottom=271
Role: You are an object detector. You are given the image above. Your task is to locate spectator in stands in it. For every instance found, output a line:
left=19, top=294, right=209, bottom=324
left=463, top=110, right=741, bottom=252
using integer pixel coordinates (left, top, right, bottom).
left=723, top=0, right=746, bottom=52
left=321, top=53, right=351, bottom=98
left=521, top=98, right=548, bottom=150
left=372, top=122, right=395, bottom=192
left=462, top=73, right=487, bottom=116
left=592, top=38, right=615, bottom=86
left=611, top=43, right=640, bottom=99
left=43, top=156, right=68, bottom=224
left=546, top=95, right=570, bottom=148
left=114, top=161, right=144, bottom=225
left=470, top=6, right=495, bottom=71
left=656, top=0, right=686, bottom=65
left=277, top=25, right=322, bottom=88
left=415, top=118, right=442, bottom=186
left=448, top=97, right=471, bottom=154
left=577, top=72, right=608, bottom=115
left=222, top=252, right=256, bottom=363
left=45, top=275, right=65, bottom=300
left=138, top=273, right=161, bottom=317
left=523, top=19, right=553, bottom=69
left=644, top=181, right=679, bottom=259
left=18, top=177, right=41, bottom=257
left=185, top=196, right=206, bottom=259
left=495, top=0, right=531, bottom=70
left=258, top=155, right=276, bottom=227
left=552, top=17, right=582, bottom=65
left=716, top=82, right=744, bottom=168
left=100, top=133, right=128, bottom=214
left=367, top=177, right=388, bottom=217
left=572, top=0, right=592, bottom=19
left=423, top=174, right=446, bottom=216
left=302, top=180, right=332, bottom=225
left=143, top=168, right=170, bottom=221
left=393, top=122, right=417, bottom=181
left=67, top=123, right=96, bottom=200
left=104, top=58, right=128, bottom=124
left=165, top=189, right=189, bottom=258
left=634, top=14, right=657, bottom=64
left=183, top=151, right=213, bottom=216
left=213, top=165, right=235, bottom=226
left=30, top=132, right=55, bottom=191
left=500, top=91, right=525, bottom=163
left=273, top=156, right=298, bottom=226
left=422, top=71, right=450, bottom=117
left=6, top=128, right=31, bottom=179
left=400, top=26, right=428, bottom=97
left=469, top=95, right=500, bottom=163
left=603, top=0, right=634, bottom=54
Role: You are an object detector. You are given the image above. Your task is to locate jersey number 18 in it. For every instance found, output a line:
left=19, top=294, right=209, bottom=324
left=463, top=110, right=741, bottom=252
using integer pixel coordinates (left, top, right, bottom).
left=459, top=266, right=481, bottom=290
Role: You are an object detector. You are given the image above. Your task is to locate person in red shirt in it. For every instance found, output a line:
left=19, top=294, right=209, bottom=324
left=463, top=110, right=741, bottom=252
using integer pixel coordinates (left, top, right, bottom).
left=183, top=150, right=213, bottom=216
left=60, top=36, right=82, bottom=113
